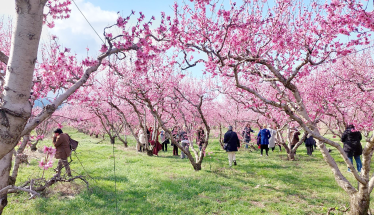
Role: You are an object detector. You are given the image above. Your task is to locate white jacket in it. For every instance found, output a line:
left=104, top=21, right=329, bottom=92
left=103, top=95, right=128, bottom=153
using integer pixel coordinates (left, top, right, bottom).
left=268, top=128, right=277, bottom=148
left=138, top=130, right=147, bottom=145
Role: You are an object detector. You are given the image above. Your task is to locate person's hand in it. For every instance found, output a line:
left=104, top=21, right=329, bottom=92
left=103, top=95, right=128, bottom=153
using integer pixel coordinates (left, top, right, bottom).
left=54, top=133, right=58, bottom=137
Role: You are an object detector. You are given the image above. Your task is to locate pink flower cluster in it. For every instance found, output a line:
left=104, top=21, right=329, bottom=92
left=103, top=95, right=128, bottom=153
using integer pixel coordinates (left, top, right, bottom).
left=39, top=159, right=54, bottom=170
left=43, top=146, right=56, bottom=156
left=39, top=146, right=56, bottom=171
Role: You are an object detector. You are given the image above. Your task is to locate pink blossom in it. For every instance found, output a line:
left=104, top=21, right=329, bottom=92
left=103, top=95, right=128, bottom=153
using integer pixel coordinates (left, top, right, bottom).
left=39, top=159, right=54, bottom=170
left=99, top=45, right=108, bottom=53
left=43, top=146, right=56, bottom=155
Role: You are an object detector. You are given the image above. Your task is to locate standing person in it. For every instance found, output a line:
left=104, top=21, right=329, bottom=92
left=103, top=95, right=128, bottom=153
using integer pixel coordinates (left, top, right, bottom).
left=151, top=129, right=162, bottom=156
left=160, top=130, right=169, bottom=152
left=258, top=125, right=271, bottom=156
left=180, top=127, right=190, bottom=159
left=242, top=124, right=255, bottom=149
left=305, top=134, right=316, bottom=156
left=341, top=125, right=363, bottom=173
left=172, top=126, right=179, bottom=156
left=196, top=126, right=205, bottom=151
left=268, top=125, right=277, bottom=152
left=147, top=126, right=153, bottom=142
left=290, top=128, right=301, bottom=150
left=223, top=126, right=240, bottom=167
left=53, top=128, right=72, bottom=177
left=138, top=128, right=147, bottom=152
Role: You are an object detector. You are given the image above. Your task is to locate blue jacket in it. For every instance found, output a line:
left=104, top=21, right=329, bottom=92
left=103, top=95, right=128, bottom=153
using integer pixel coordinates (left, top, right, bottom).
left=223, top=130, right=240, bottom=152
left=257, top=129, right=271, bottom=145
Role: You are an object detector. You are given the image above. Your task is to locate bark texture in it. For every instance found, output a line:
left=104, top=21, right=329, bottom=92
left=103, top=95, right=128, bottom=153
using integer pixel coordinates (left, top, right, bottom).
left=349, top=187, right=370, bottom=215
left=0, top=0, right=46, bottom=159
left=0, top=152, right=13, bottom=214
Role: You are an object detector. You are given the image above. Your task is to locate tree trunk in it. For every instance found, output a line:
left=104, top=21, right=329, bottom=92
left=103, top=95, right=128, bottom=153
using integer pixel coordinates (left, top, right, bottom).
left=193, top=163, right=201, bottom=171
left=0, top=0, right=46, bottom=159
left=349, top=186, right=370, bottom=215
left=0, top=151, right=13, bottom=214
left=117, top=135, right=128, bottom=147
left=287, top=151, right=295, bottom=160
left=10, top=134, right=30, bottom=183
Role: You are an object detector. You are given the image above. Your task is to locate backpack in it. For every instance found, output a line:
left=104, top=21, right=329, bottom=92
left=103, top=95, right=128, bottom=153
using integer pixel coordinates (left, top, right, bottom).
left=68, top=135, right=79, bottom=151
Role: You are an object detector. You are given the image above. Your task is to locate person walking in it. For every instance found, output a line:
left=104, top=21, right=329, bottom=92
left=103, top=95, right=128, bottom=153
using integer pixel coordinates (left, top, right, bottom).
left=341, top=124, right=363, bottom=173
left=172, top=126, right=179, bottom=156
left=242, top=124, right=255, bottom=149
left=138, top=128, right=147, bottom=152
left=290, top=128, right=301, bottom=150
left=304, top=134, right=316, bottom=156
left=268, top=125, right=277, bottom=152
left=258, top=125, right=271, bottom=156
left=223, top=126, right=240, bottom=167
left=196, top=126, right=205, bottom=151
left=160, top=130, right=169, bottom=152
left=53, top=128, right=72, bottom=177
left=180, top=127, right=190, bottom=159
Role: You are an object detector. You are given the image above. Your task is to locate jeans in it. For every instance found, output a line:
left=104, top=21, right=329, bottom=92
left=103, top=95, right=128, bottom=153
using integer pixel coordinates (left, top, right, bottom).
left=348, top=156, right=362, bottom=172
left=244, top=139, right=249, bottom=148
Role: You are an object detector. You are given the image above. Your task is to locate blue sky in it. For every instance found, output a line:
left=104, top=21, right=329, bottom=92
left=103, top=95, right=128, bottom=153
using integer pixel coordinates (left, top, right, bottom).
left=0, top=0, right=184, bottom=56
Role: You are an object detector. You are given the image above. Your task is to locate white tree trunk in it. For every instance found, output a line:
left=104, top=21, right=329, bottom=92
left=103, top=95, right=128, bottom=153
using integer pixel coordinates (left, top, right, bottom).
left=0, top=151, right=13, bottom=214
left=0, top=1, right=46, bottom=213
left=0, top=0, right=46, bottom=159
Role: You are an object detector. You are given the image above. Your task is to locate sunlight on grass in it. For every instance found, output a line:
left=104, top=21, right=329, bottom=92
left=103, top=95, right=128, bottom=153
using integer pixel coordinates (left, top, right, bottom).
left=5, top=129, right=373, bottom=214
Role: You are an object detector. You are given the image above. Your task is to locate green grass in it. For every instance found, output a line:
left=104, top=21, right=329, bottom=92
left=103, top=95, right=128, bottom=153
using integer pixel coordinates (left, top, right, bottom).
left=4, top=129, right=373, bottom=214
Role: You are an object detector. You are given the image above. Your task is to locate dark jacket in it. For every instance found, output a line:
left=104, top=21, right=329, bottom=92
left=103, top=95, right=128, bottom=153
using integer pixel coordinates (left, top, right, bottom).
left=223, top=130, right=240, bottom=152
left=196, top=129, right=205, bottom=146
left=53, top=133, right=71, bottom=159
left=257, top=134, right=261, bottom=146
left=242, top=127, right=254, bottom=141
left=304, top=136, right=316, bottom=147
left=291, top=131, right=301, bottom=146
left=257, top=129, right=271, bottom=145
left=341, top=128, right=362, bottom=157
left=179, top=131, right=188, bottom=141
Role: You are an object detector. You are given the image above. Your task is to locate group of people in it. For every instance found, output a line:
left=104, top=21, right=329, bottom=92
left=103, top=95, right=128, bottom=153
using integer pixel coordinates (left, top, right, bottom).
left=137, top=125, right=206, bottom=159
left=223, top=124, right=316, bottom=167
left=240, top=124, right=280, bottom=157
left=50, top=123, right=363, bottom=177
left=223, top=123, right=363, bottom=174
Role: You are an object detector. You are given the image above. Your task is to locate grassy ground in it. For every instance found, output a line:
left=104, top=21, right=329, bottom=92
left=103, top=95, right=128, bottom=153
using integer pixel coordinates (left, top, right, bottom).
left=4, top=129, right=372, bottom=215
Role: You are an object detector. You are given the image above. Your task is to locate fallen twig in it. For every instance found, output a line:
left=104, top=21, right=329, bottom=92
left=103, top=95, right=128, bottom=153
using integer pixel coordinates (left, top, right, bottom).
left=327, top=206, right=349, bottom=215
left=0, top=185, right=40, bottom=197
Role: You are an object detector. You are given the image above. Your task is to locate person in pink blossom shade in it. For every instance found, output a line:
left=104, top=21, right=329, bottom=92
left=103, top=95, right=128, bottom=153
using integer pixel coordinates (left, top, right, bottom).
left=53, top=128, right=72, bottom=177
left=341, top=124, right=363, bottom=173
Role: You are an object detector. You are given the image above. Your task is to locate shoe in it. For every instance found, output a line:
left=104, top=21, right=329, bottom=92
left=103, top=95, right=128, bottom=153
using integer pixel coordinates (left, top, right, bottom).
left=260, top=154, right=263, bottom=156
left=234, top=161, right=237, bottom=166
left=266, top=154, right=268, bottom=157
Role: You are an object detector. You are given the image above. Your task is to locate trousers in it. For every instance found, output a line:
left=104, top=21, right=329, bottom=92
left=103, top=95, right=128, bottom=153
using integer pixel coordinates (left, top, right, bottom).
left=227, top=152, right=236, bottom=166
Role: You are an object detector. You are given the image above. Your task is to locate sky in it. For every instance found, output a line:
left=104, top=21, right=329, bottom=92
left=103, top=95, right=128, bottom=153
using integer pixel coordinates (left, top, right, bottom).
left=0, top=0, right=182, bottom=58
left=0, top=0, right=214, bottom=79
